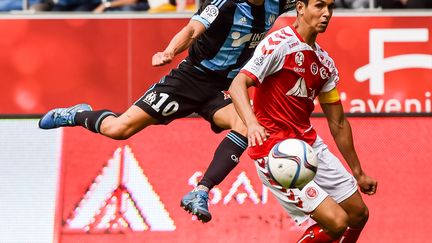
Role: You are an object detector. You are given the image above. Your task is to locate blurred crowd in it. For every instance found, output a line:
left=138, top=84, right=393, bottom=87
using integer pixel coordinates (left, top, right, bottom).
left=336, top=0, right=431, bottom=9
left=0, top=0, right=198, bottom=13
left=0, top=0, right=430, bottom=13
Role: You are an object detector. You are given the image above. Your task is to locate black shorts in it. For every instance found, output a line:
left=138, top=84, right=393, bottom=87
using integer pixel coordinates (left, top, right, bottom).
left=134, top=60, right=232, bottom=133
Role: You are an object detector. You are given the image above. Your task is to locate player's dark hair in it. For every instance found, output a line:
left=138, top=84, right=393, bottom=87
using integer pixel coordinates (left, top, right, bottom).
left=298, top=0, right=308, bottom=5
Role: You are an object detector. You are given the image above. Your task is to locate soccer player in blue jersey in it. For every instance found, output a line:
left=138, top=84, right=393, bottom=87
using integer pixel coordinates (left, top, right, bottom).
left=39, top=0, right=296, bottom=223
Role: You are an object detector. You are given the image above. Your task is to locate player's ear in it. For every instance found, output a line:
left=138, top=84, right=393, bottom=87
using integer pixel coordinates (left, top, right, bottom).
left=296, top=1, right=305, bottom=15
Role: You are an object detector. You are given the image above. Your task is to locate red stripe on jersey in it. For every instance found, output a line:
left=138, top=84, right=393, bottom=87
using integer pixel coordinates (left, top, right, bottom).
left=240, top=69, right=260, bottom=86
left=261, top=45, right=266, bottom=54
left=261, top=45, right=274, bottom=55
left=267, top=36, right=281, bottom=46
left=280, top=28, right=293, bottom=38
left=274, top=33, right=287, bottom=39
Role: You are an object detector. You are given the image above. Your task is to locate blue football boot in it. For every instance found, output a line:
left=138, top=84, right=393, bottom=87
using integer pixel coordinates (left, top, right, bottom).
left=39, top=104, right=92, bottom=129
left=180, top=190, right=212, bottom=223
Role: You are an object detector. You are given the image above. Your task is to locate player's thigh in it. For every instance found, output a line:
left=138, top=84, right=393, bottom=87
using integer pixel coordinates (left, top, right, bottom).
left=198, top=90, right=245, bottom=134
left=338, top=190, right=369, bottom=227
left=311, top=196, right=348, bottom=232
left=213, top=104, right=245, bottom=131
left=134, top=73, right=207, bottom=125
left=313, top=137, right=358, bottom=203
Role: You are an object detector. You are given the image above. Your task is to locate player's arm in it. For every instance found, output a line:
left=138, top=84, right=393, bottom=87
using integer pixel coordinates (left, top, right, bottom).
left=229, top=73, right=268, bottom=147
left=320, top=88, right=377, bottom=195
left=93, top=0, right=138, bottom=13
left=152, top=19, right=206, bottom=67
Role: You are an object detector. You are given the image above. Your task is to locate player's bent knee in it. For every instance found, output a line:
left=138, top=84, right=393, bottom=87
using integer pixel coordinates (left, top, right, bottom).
left=230, top=116, right=247, bottom=136
left=327, top=214, right=349, bottom=238
left=351, top=205, right=369, bottom=228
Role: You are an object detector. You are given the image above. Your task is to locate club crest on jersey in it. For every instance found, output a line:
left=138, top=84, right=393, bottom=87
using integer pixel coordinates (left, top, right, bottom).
left=267, top=15, right=276, bottom=25
left=311, top=62, right=318, bottom=75
left=320, top=67, right=329, bottom=80
left=201, top=5, right=219, bottom=24
left=295, top=52, right=304, bottom=66
left=305, top=186, right=318, bottom=199
left=143, top=91, right=157, bottom=105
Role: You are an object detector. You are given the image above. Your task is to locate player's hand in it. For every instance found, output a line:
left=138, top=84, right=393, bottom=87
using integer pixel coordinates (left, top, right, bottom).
left=93, top=4, right=106, bottom=13
left=356, top=173, right=377, bottom=195
left=152, top=52, right=174, bottom=66
left=247, top=122, right=269, bottom=147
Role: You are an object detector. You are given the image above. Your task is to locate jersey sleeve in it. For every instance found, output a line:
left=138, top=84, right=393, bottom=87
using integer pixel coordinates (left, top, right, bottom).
left=240, top=36, right=287, bottom=85
left=320, top=51, right=340, bottom=93
left=192, top=0, right=225, bottom=29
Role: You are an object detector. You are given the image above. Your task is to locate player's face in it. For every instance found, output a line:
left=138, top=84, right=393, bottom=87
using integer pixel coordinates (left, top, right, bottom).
left=300, top=0, right=334, bottom=33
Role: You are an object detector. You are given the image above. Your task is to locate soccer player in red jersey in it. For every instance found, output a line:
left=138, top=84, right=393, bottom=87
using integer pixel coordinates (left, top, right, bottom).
left=229, top=0, right=377, bottom=242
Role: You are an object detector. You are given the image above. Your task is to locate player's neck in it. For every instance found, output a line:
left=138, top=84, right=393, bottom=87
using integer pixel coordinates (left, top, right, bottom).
left=248, top=0, right=264, bottom=6
left=293, top=20, right=318, bottom=49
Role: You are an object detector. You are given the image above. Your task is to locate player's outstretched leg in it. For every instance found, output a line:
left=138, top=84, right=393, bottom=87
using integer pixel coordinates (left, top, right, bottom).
left=39, top=104, right=92, bottom=129
left=180, top=129, right=247, bottom=222
left=180, top=187, right=211, bottom=223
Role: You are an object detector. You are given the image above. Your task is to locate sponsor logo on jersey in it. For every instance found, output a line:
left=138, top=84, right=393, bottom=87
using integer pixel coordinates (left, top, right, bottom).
left=295, top=52, right=304, bottom=66
left=308, top=88, right=316, bottom=101
left=201, top=5, right=219, bottom=24
left=254, top=56, right=265, bottom=66
left=286, top=77, right=308, bottom=98
left=232, top=32, right=267, bottom=48
left=294, top=67, right=305, bottom=73
left=311, top=62, right=318, bottom=75
left=320, top=67, right=329, bottom=80
left=289, top=41, right=299, bottom=49
left=287, top=77, right=316, bottom=100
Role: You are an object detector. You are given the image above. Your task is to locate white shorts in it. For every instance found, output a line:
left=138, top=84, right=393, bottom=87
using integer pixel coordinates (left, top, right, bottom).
left=254, top=136, right=358, bottom=225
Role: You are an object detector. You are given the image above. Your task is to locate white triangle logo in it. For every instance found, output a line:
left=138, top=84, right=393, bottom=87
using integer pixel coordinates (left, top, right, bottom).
left=64, top=145, right=176, bottom=232
left=286, top=77, right=308, bottom=98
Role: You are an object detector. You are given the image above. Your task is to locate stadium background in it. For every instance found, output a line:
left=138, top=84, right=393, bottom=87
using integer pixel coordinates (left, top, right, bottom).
left=0, top=10, right=431, bottom=243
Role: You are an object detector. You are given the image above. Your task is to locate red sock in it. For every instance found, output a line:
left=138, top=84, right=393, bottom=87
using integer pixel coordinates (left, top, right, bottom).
left=334, top=227, right=363, bottom=243
left=297, top=224, right=334, bottom=243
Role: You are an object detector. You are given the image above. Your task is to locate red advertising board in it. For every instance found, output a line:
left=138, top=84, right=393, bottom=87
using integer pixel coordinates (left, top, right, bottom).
left=0, top=14, right=431, bottom=114
left=56, top=117, right=432, bottom=243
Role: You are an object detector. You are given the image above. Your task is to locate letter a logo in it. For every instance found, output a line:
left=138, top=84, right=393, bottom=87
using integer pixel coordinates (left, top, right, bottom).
left=64, top=146, right=176, bottom=232
left=286, top=77, right=308, bottom=98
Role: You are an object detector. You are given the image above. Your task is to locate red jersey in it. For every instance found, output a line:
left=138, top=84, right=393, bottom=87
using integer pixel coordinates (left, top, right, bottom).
left=240, top=26, right=339, bottom=159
